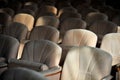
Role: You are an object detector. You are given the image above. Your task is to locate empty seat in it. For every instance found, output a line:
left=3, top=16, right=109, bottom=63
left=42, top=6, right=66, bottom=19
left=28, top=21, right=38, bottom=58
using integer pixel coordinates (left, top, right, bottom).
left=17, top=9, right=35, bottom=17
left=0, top=8, right=14, bottom=17
left=60, top=46, right=112, bottom=80
left=8, top=40, right=62, bottom=80
left=100, top=33, right=120, bottom=66
left=85, top=12, right=108, bottom=27
left=57, top=6, right=78, bottom=17
left=3, top=22, right=28, bottom=43
left=60, top=18, right=87, bottom=40
left=88, top=20, right=118, bottom=47
left=37, top=5, right=57, bottom=17
left=0, top=34, right=19, bottom=75
left=0, top=67, right=48, bottom=80
left=29, top=26, right=60, bottom=43
left=0, top=12, right=12, bottom=33
left=13, top=13, right=34, bottom=31
left=23, top=2, right=38, bottom=13
left=35, top=16, right=59, bottom=28
left=77, top=5, right=99, bottom=20
left=59, top=12, right=81, bottom=23
left=60, top=29, right=97, bottom=66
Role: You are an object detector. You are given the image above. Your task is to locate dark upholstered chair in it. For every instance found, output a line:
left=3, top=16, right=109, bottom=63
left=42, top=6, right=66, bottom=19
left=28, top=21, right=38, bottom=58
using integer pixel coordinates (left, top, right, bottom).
left=35, top=16, right=59, bottom=28
left=0, top=67, right=48, bottom=80
left=29, top=26, right=60, bottom=43
left=0, top=34, right=19, bottom=75
left=23, top=2, right=38, bottom=13
left=3, top=22, right=28, bottom=43
left=77, top=5, right=99, bottom=20
left=0, top=8, right=14, bottom=17
left=85, top=12, right=108, bottom=27
left=57, top=6, right=77, bottom=18
left=37, top=5, right=57, bottom=16
left=60, top=18, right=87, bottom=40
left=8, top=40, right=62, bottom=80
left=0, top=12, right=12, bottom=33
left=88, top=20, right=118, bottom=47
left=61, top=46, right=112, bottom=80
left=59, top=12, right=81, bottom=23
left=17, top=9, right=35, bottom=17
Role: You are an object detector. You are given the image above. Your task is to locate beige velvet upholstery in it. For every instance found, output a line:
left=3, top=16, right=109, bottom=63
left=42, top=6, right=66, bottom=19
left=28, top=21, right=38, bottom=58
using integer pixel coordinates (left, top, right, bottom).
left=60, top=18, right=87, bottom=40
left=62, top=29, right=97, bottom=47
left=61, top=46, right=112, bottom=80
left=29, top=26, right=60, bottom=43
left=13, top=13, right=34, bottom=31
left=100, top=33, right=120, bottom=65
left=35, top=16, right=59, bottom=28
left=85, top=12, right=108, bottom=27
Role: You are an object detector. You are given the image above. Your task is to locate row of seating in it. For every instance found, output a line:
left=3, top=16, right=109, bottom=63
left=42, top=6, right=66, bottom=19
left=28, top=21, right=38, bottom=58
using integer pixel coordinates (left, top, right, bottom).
left=0, top=34, right=113, bottom=80
left=0, top=0, right=120, bottom=80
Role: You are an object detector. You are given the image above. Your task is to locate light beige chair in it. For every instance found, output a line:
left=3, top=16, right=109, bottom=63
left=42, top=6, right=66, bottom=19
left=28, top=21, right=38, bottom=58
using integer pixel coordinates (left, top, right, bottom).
left=61, top=46, right=112, bottom=80
left=62, top=29, right=97, bottom=47
left=100, top=33, right=120, bottom=66
left=35, top=16, right=59, bottom=28
left=60, top=29, right=97, bottom=66
left=13, top=13, right=34, bottom=31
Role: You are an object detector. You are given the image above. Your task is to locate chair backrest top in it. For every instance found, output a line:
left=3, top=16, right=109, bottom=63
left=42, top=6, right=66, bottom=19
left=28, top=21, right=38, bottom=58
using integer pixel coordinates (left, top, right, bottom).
left=36, top=16, right=59, bottom=28
left=29, top=26, right=59, bottom=43
left=3, top=22, right=28, bottom=42
left=62, top=29, right=97, bottom=47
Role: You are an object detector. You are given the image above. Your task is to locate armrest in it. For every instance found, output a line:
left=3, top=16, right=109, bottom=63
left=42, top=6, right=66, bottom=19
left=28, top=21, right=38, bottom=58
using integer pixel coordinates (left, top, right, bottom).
left=41, top=66, right=62, bottom=76
left=0, top=57, right=6, bottom=63
left=0, top=57, right=7, bottom=68
left=0, top=63, right=7, bottom=68
left=102, top=75, right=113, bottom=80
left=8, top=59, right=48, bottom=71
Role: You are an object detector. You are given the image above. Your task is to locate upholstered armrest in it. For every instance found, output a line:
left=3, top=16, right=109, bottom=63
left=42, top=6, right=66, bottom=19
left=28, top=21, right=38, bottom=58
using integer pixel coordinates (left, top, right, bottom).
left=8, top=59, right=48, bottom=71
left=41, top=66, right=62, bottom=80
left=102, top=75, right=113, bottom=80
left=0, top=57, right=7, bottom=68
left=0, top=63, right=7, bottom=68
left=0, top=57, right=6, bottom=63
left=41, top=66, right=61, bottom=76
